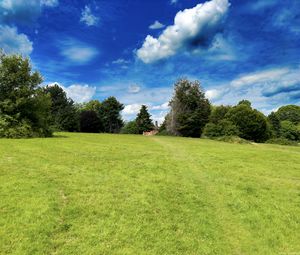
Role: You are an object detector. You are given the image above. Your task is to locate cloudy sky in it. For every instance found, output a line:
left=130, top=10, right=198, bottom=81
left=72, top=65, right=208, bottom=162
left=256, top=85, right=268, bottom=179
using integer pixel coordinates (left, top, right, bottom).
left=0, top=0, right=299, bottom=122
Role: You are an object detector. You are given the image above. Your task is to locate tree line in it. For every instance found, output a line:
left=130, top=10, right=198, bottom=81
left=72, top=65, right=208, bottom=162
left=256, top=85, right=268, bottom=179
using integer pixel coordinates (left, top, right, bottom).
left=1, top=53, right=299, bottom=145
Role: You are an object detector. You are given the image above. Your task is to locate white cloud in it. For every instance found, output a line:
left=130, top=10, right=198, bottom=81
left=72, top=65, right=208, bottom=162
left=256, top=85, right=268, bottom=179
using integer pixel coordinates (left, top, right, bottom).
left=0, top=25, right=33, bottom=55
left=112, top=58, right=130, bottom=65
left=122, top=104, right=141, bottom=115
left=59, top=38, right=99, bottom=64
left=151, top=102, right=169, bottom=110
left=149, top=21, right=165, bottom=30
left=250, top=0, right=278, bottom=10
left=207, top=66, right=300, bottom=112
left=137, top=0, right=230, bottom=63
left=128, top=84, right=141, bottom=94
left=49, top=82, right=96, bottom=103
left=41, top=0, right=58, bottom=7
left=80, top=6, right=99, bottom=26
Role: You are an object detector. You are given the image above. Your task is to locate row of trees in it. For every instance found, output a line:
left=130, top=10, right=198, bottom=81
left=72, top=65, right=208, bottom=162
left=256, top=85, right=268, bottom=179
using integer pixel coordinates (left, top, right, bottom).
left=1, top=53, right=299, bottom=144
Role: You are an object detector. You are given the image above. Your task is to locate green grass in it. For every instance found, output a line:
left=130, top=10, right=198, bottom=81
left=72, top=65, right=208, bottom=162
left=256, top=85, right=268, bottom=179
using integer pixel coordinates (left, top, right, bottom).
left=0, top=133, right=300, bottom=255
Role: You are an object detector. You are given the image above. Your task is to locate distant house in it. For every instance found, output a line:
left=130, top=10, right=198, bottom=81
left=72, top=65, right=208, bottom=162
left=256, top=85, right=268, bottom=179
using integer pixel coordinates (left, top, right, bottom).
left=143, top=130, right=158, bottom=136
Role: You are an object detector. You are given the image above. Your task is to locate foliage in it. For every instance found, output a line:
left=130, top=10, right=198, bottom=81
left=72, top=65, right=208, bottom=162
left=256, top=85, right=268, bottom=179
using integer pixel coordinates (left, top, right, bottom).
left=81, top=100, right=102, bottom=113
left=203, top=119, right=239, bottom=138
left=135, top=105, right=154, bottom=134
left=209, top=105, right=232, bottom=124
left=0, top=54, right=52, bottom=138
left=100, top=97, right=124, bottom=133
left=266, top=137, right=299, bottom=146
left=44, top=84, right=79, bottom=132
left=166, top=79, right=211, bottom=137
left=225, top=101, right=270, bottom=142
left=268, top=111, right=281, bottom=138
left=80, top=110, right=102, bottom=133
left=280, top=120, right=300, bottom=141
left=121, top=121, right=139, bottom=134
left=214, top=135, right=251, bottom=144
left=276, top=105, right=300, bottom=124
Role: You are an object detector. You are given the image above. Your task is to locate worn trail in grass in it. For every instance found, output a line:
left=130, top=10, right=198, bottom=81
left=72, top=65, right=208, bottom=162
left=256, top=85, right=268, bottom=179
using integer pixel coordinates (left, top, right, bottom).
left=0, top=133, right=299, bottom=254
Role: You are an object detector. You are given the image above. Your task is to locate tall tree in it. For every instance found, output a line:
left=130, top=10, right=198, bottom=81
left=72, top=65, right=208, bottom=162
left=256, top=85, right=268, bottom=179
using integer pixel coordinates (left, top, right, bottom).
left=225, top=101, right=270, bottom=142
left=100, top=97, right=124, bottom=133
left=44, top=84, right=79, bottom=132
left=275, top=105, right=300, bottom=125
left=80, top=110, right=102, bottom=133
left=135, top=105, right=154, bottom=134
left=268, top=112, right=281, bottom=138
left=0, top=54, right=52, bottom=138
left=166, top=79, right=211, bottom=137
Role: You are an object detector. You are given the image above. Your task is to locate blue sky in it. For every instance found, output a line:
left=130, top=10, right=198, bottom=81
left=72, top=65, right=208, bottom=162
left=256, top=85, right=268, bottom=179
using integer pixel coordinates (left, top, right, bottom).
left=0, top=0, right=299, bottom=122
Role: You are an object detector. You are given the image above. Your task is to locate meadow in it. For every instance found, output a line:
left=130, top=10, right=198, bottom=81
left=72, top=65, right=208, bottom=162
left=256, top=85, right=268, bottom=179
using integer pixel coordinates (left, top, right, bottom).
left=0, top=133, right=299, bottom=255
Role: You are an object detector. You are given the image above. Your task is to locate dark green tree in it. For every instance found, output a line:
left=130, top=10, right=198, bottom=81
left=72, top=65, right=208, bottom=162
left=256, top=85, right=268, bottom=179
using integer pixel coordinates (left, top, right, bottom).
left=44, top=84, right=79, bottom=132
left=209, top=105, right=232, bottom=124
left=203, top=119, right=239, bottom=138
left=268, top=112, right=281, bottom=138
left=100, top=97, right=124, bottom=133
left=80, top=110, right=102, bottom=133
left=166, top=79, right=211, bottom=137
left=225, top=101, right=270, bottom=142
left=276, top=105, right=300, bottom=125
left=0, top=54, right=52, bottom=138
left=135, top=105, right=154, bottom=134
left=280, top=120, right=300, bottom=141
left=121, top=120, right=139, bottom=134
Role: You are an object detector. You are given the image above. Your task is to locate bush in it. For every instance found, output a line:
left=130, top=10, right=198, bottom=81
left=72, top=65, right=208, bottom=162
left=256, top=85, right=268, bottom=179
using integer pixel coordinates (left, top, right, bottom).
left=0, top=115, right=34, bottom=138
left=280, top=121, right=300, bottom=141
left=266, top=138, right=298, bottom=146
left=214, top=136, right=250, bottom=144
left=203, top=120, right=239, bottom=138
left=121, top=121, right=139, bottom=134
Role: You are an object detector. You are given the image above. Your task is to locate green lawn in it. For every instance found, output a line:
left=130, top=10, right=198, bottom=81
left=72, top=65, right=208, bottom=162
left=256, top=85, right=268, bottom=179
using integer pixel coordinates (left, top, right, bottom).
left=0, top=133, right=299, bottom=255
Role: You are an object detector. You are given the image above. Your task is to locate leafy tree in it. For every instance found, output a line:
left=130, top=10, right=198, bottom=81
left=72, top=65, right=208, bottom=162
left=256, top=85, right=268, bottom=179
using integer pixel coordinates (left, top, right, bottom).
left=44, top=84, right=79, bottom=132
left=166, top=79, right=211, bottom=137
left=135, top=105, right=154, bottom=134
left=268, top=112, right=281, bottom=138
left=209, top=105, right=232, bottom=124
left=276, top=105, right=300, bottom=125
left=121, top=120, right=139, bottom=134
left=0, top=53, right=52, bottom=138
left=225, top=101, right=270, bottom=142
left=100, top=97, right=124, bottom=133
left=80, top=110, right=102, bottom=133
left=280, top=120, right=300, bottom=141
left=238, top=100, right=252, bottom=107
left=82, top=100, right=102, bottom=113
left=203, top=119, right=239, bottom=138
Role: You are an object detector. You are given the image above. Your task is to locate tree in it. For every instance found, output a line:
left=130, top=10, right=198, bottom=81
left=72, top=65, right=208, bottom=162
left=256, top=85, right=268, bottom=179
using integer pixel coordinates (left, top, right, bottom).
left=100, top=97, right=124, bottom=133
left=268, top=112, right=281, bottom=138
left=280, top=121, right=300, bottom=141
left=166, top=79, right=211, bottom=137
left=209, top=105, right=232, bottom=124
left=80, top=110, right=102, bottom=133
left=0, top=53, right=52, bottom=138
left=135, top=105, right=154, bottom=134
left=121, top=121, right=139, bottom=134
left=225, top=101, right=270, bottom=142
left=203, top=120, right=239, bottom=138
left=276, top=105, right=300, bottom=125
left=44, top=84, right=79, bottom=132
left=82, top=100, right=102, bottom=113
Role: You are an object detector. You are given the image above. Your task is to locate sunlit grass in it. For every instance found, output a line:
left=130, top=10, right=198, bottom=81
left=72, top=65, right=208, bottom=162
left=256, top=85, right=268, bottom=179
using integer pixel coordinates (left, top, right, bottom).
left=0, top=133, right=299, bottom=254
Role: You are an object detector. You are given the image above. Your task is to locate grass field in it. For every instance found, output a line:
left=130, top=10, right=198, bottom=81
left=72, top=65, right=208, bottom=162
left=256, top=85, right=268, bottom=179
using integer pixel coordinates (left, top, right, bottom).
left=0, top=133, right=300, bottom=255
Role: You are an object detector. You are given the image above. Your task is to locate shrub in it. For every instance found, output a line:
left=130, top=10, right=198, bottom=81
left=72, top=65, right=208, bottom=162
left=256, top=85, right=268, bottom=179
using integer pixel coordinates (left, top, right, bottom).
left=280, top=121, right=300, bottom=141
left=214, top=136, right=250, bottom=144
left=0, top=115, right=34, bottom=138
left=266, top=138, right=298, bottom=146
left=203, top=120, right=239, bottom=138
left=121, top=121, right=139, bottom=134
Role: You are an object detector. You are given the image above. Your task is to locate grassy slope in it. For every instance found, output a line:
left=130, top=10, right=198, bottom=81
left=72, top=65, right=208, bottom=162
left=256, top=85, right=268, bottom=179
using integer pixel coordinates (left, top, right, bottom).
left=0, top=133, right=299, bottom=255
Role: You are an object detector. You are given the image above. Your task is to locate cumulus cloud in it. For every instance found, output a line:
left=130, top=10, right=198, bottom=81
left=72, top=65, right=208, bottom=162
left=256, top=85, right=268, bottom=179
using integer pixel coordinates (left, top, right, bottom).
left=0, top=0, right=58, bottom=25
left=59, top=38, right=99, bottom=64
left=207, top=66, right=300, bottom=112
left=122, top=104, right=141, bottom=115
left=149, top=21, right=165, bottom=30
left=137, top=0, right=230, bottom=63
left=49, top=82, right=96, bottom=103
left=80, top=6, right=99, bottom=26
left=151, top=102, right=169, bottom=110
left=112, top=58, right=130, bottom=65
left=0, top=25, right=33, bottom=55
